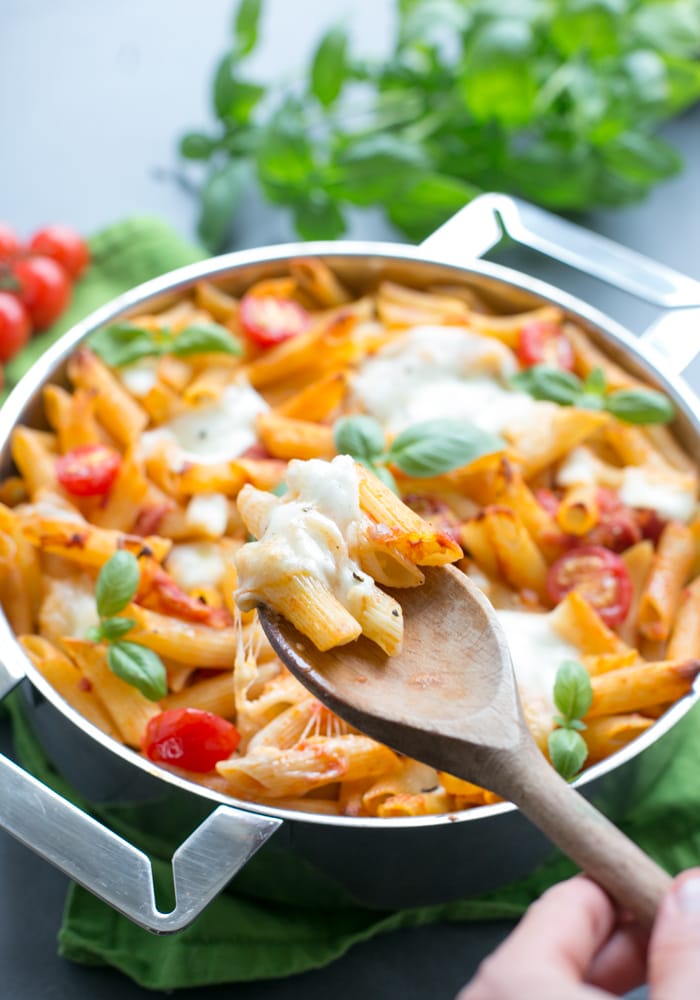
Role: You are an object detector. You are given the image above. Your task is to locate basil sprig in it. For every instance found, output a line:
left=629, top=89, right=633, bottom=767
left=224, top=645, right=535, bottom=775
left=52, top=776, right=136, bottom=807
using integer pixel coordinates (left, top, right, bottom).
left=333, top=415, right=505, bottom=491
left=511, top=364, right=675, bottom=425
left=89, top=320, right=242, bottom=368
left=548, top=659, right=593, bottom=782
left=87, top=550, right=167, bottom=701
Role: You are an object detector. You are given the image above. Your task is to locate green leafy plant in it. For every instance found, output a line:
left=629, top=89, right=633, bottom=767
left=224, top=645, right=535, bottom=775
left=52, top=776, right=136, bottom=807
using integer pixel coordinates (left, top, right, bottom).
left=333, top=414, right=504, bottom=490
left=86, top=550, right=167, bottom=701
left=548, top=659, right=593, bottom=781
left=89, top=321, right=242, bottom=368
left=179, top=0, right=700, bottom=249
left=511, top=364, right=675, bottom=424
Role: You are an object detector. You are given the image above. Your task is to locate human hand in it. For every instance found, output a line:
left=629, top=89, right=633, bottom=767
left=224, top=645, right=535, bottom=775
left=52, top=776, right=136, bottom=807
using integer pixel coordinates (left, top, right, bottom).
left=458, top=868, right=700, bottom=999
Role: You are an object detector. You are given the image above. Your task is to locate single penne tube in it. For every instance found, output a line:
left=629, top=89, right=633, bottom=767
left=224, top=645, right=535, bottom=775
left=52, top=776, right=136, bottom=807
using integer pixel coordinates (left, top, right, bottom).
left=161, top=672, right=236, bottom=718
left=556, top=483, right=600, bottom=536
left=377, top=789, right=451, bottom=817
left=127, top=603, right=242, bottom=666
left=250, top=575, right=362, bottom=652
left=638, top=521, right=695, bottom=642
left=459, top=515, right=500, bottom=580
left=140, top=380, right=185, bottom=425
left=376, top=281, right=469, bottom=326
left=551, top=591, right=630, bottom=655
left=618, top=540, right=655, bottom=646
left=289, top=257, right=352, bottom=307
left=466, top=305, right=564, bottom=347
left=183, top=366, right=237, bottom=406
left=255, top=411, right=335, bottom=460
left=482, top=505, right=548, bottom=600
left=354, top=586, right=404, bottom=656
left=362, top=759, right=440, bottom=814
left=90, top=447, right=150, bottom=531
left=274, top=369, right=349, bottom=421
left=439, top=773, right=502, bottom=806
left=667, top=575, right=700, bottom=660
left=61, top=638, right=161, bottom=747
left=509, top=407, right=610, bottom=479
left=67, top=347, right=148, bottom=446
left=581, top=650, right=640, bottom=677
left=43, top=384, right=106, bottom=451
left=586, top=657, right=700, bottom=717
left=17, top=514, right=171, bottom=568
left=11, top=427, right=59, bottom=497
left=0, top=535, right=33, bottom=634
left=583, top=713, right=655, bottom=765
left=193, top=281, right=239, bottom=322
left=19, top=635, right=119, bottom=739
left=247, top=697, right=322, bottom=752
left=216, top=734, right=400, bottom=799
left=565, top=322, right=643, bottom=390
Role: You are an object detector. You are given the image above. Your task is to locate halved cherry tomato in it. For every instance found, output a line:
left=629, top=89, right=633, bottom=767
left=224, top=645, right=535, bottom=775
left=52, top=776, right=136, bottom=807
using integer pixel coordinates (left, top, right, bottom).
left=142, top=708, right=240, bottom=772
left=0, top=291, right=31, bottom=362
left=56, top=443, right=122, bottom=496
left=239, top=293, right=310, bottom=348
left=517, top=320, right=575, bottom=371
left=584, top=488, right=642, bottom=553
left=10, top=255, right=71, bottom=329
left=546, top=544, right=632, bottom=626
left=28, top=224, right=90, bottom=280
left=0, top=223, right=21, bottom=262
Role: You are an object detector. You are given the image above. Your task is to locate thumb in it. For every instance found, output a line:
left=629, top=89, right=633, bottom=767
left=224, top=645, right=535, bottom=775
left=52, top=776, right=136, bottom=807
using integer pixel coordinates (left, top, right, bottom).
left=649, top=868, right=700, bottom=999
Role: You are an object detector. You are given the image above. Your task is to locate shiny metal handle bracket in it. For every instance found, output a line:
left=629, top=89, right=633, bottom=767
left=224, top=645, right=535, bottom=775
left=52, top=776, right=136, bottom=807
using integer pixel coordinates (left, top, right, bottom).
left=422, top=193, right=700, bottom=375
left=0, top=662, right=280, bottom=933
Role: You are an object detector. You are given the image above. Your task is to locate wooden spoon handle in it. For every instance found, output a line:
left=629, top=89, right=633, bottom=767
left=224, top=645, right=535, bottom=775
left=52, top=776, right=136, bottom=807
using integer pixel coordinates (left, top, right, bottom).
left=500, top=749, right=671, bottom=927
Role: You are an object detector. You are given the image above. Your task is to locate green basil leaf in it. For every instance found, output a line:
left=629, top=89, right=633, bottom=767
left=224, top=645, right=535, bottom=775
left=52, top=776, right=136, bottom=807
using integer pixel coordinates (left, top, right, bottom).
left=95, top=551, right=140, bottom=619
left=369, top=462, right=399, bottom=495
left=511, top=365, right=584, bottom=406
left=85, top=625, right=104, bottom=644
left=310, top=26, right=349, bottom=107
left=107, top=642, right=167, bottom=702
left=553, top=659, right=593, bottom=723
left=387, top=173, right=480, bottom=242
left=233, top=0, right=262, bottom=57
left=197, top=160, right=250, bottom=252
left=179, top=131, right=218, bottom=160
left=292, top=196, right=346, bottom=241
left=172, top=322, right=243, bottom=357
left=605, top=388, right=675, bottom=425
left=332, top=134, right=429, bottom=206
left=583, top=366, right=607, bottom=396
left=548, top=727, right=589, bottom=782
left=460, top=19, right=538, bottom=127
left=334, top=415, right=386, bottom=464
left=213, top=54, right=265, bottom=125
left=89, top=324, right=161, bottom=368
left=98, top=617, right=137, bottom=642
left=387, top=419, right=505, bottom=477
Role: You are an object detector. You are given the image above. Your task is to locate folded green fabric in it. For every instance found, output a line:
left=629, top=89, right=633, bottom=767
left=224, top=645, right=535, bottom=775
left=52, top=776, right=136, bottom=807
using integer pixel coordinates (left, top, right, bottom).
left=2, top=216, right=700, bottom=990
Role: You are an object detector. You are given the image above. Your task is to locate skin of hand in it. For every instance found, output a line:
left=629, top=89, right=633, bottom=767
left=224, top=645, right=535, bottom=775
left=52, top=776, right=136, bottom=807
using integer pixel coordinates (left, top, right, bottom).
left=457, top=868, right=700, bottom=1000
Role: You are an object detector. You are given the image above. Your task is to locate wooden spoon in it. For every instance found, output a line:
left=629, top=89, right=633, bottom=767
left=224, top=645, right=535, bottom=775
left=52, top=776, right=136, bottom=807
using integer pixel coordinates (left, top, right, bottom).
left=258, top=563, right=670, bottom=927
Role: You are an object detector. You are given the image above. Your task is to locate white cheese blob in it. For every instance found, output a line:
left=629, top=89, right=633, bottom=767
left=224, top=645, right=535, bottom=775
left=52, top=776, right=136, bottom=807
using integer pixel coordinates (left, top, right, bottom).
left=119, top=357, right=160, bottom=397
left=141, top=382, right=269, bottom=471
left=39, top=576, right=100, bottom=641
left=166, top=542, right=227, bottom=591
left=185, top=492, right=229, bottom=537
left=235, top=455, right=374, bottom=616
left=353, top=325, right=538, bottom=435
left=619, top=467, right=697, bottom=522
left=555, top=446, right=599, bottom=487
left=496, top=609, right=581, bottom=725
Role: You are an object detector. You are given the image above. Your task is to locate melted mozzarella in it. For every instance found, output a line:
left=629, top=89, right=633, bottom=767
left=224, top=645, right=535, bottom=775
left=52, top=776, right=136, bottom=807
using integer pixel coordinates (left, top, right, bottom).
left=185, top=492, right=229, bottom=537
left=496, top=609, right=580, bottom=723
left=352, top=325, right=537, bottom=435
left=119, top=357, right=159, bottom=397
left=141, top=382, right=268, bottom=471
left=619, top=467, right=697, bottom=522
left=166, top=542, right=227, bottom=591
left=556, top=446, right=599, bottom=487
left=235, top=455, right=374, bottom=615
left=39, top=577, right=99, bottom=641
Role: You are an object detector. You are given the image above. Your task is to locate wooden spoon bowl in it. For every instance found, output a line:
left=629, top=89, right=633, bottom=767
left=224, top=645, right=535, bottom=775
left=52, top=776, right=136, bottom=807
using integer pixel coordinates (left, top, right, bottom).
left=259, top=564, right=671, bottom=927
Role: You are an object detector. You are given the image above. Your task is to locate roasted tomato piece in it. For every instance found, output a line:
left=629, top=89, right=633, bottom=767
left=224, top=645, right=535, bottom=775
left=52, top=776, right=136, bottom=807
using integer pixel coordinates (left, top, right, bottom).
left=239, top=293, right=310, bottom=348
left=517, top=320, right=575, bottom=371
left=143, top=708, right=240, bottom=772
left=56, top=443, right=122, bottom=496
left=584, top=488, right=642, bottom=553
left=546, top=544, right=632, bottom=626
left=402, top=494, right=462, bottom=545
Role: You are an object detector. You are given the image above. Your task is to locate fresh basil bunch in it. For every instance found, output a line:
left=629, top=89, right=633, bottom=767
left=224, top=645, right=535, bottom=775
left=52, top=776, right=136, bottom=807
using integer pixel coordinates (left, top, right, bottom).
left=180, top=0, right=700, bottom=249
left=334, top=414, right=505, bottom=490
left=89, top=321, right=242, bottom=368
left=87, top=550, right=167, bottom=701
left=511, top=365, right=675, bottom=425
left=548, top=659, right=593, bottom=781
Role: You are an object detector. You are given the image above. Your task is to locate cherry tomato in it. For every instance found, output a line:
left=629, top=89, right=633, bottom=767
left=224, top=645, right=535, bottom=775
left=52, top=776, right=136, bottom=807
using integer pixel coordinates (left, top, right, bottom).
left=546, top=545, right=632, bottom=626
left=56, top=443, right=122, bottom=496
left=28, top=224, right=90, bottom=280
left=517, top=320, right=575, bottom=371
left=584, top=488, right=641, bottom=553
left=0, top=223, right=21, bottom=262
left=535, top=488, right=561, bottom=518
left=11, top=255, right=71, bottom=329
left=239, top=294, right=310, bottom=348
left=142, top=708, right=240, bottom=772
left=0, top=291, right=31, bottom=362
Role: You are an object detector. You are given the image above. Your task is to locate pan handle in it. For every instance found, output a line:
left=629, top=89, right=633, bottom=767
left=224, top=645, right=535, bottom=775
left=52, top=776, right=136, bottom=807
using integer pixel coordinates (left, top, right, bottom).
left=422, top=194, right=700, bottom=376
left=0, top=666, right=281, bottom=934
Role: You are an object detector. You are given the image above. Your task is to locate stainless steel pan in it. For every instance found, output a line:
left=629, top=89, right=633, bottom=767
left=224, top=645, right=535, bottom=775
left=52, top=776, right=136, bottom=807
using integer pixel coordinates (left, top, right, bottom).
left=1, top=195, right=700, bottom=933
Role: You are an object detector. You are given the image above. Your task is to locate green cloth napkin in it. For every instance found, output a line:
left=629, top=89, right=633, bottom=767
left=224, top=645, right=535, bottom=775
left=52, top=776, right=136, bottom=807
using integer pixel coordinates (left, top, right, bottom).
left=1, top=217, right=700, bottom=990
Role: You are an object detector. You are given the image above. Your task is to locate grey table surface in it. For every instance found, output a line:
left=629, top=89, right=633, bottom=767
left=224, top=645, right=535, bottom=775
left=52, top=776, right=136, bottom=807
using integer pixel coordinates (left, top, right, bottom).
left=1, top=1, right=699, bottom=997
